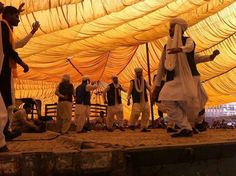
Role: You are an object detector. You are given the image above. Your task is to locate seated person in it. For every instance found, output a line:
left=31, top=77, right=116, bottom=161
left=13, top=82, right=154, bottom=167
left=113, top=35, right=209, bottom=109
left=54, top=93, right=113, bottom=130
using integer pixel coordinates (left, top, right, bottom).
left=96, top=111, right=106, bottom=124
left=94, top=111, right=106, bottom=130
left=11, top=103, right=45, bottom=133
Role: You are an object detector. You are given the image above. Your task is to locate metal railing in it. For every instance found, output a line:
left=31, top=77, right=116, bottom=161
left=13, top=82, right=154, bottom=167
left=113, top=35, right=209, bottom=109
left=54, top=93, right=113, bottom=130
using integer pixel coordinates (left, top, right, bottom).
left=45, top=103, right=107, bottom=118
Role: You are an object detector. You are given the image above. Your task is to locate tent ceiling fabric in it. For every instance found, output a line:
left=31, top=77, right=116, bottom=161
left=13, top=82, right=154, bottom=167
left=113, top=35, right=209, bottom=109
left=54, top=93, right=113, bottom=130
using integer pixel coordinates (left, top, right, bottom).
left=2, top=0, right=236, bottom=112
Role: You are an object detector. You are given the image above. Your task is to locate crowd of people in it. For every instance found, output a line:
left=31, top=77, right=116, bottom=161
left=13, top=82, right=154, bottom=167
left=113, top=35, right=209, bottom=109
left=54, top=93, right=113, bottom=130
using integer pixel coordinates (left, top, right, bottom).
left=210, top=119, right=235, bottom=129
left=0, top=2, right=221, bottom=153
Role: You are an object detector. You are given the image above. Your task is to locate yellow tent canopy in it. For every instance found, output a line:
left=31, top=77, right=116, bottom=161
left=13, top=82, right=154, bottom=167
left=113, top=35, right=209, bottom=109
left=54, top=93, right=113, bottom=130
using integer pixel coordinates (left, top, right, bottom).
left=2, top=0, right=236, bottom=118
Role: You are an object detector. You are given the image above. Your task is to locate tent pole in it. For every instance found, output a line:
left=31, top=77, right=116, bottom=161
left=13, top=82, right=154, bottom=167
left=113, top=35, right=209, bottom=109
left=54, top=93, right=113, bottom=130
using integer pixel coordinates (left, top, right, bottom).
left=145, top=43, right=155, bottom=128
left=66, top=57, right=83, bottom=76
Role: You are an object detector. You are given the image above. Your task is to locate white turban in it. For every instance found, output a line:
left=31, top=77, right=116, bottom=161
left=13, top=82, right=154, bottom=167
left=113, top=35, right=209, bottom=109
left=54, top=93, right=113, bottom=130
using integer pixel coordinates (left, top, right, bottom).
left=170, top=18, right=188, bottom=32
left=62, top=74, right=70, bottom=81
left=134, top=67, right=143, bottom=73
left=82, top=75, right=90, bottom=81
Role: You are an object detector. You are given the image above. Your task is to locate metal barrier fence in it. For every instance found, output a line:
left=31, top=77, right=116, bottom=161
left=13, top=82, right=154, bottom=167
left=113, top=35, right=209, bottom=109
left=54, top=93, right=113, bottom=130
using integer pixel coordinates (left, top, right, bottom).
left=45, top=103, right=107, bottom=118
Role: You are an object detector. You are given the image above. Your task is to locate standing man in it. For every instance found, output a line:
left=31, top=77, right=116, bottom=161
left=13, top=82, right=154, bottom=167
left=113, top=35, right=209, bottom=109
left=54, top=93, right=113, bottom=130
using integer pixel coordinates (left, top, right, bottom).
left=1, top=6, right=30, bottom=141
left=0, top=2, right=8, bottom=152
left=75, top=76, right=98, bottom=133
left=103, top=75, right=126, bottom=132
left=154, top=50, right=220, bottom=133
left=152, top=18, right=200, bottom=137
left=55, top=74, right=74, bottom=134
left=127, top=67, right=152, bottom=132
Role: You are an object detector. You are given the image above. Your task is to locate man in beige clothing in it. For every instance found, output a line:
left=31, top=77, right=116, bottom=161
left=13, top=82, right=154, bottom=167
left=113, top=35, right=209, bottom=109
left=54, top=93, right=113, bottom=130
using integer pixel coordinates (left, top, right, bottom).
left=127, top=67, right=152, bottom=132
left=103, top=75, right=126, bottom=132
left=55, top=74, right=74, bottom=134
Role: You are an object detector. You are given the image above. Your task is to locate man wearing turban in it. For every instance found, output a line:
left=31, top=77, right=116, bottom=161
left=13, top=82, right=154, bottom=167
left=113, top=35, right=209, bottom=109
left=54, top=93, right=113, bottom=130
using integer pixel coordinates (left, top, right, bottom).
left=153, top=18, right=221, bottom=135
left=152, top=18, right=199, bottom=137
left=55, top=74, right=74, bottom=134
left=103, top=75, right=126, bottom=132
left=75, top=76, right=98, bottom=133
left=127, top=67, right=152, bottom=132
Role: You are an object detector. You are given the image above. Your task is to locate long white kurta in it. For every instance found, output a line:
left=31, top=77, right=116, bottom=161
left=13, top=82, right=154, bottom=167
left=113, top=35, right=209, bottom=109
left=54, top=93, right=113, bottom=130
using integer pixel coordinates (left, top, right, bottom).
left=103, top=83, right=125, bottom=129
left=159, top=54, right=210, bottom=128
left=155, top=38, right=198, bottom=130
left=0, top=23, right=7, bottom=148
left=75, top=83, right=97, bottom=132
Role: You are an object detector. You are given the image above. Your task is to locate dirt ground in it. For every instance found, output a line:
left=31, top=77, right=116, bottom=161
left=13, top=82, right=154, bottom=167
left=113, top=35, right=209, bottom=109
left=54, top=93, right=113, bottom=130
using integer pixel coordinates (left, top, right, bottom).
left=6, top=128, right=236, bottom=153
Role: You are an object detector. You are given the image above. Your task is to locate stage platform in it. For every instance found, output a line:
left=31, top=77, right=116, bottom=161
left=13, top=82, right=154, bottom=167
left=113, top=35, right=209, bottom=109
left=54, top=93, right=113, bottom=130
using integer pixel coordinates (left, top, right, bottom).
left=1, top=129, right=236, bottom=176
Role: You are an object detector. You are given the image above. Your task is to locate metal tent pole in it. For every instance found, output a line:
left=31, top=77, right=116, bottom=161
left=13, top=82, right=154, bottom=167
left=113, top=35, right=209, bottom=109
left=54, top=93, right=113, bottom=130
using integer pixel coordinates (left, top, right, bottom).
left=145, top=43, right=155, bottom=128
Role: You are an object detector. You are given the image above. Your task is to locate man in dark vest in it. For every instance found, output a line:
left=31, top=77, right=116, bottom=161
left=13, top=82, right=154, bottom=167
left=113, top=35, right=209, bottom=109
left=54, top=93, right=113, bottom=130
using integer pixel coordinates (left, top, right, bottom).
left=127, top=67, right=152, bottom=132
left=103, top=75, right=126, bottom=132
left=55, top=74, right=74, bottom=134
left=75, top=75, right=97, bottom=133
left=152, top=18, right=199, bottom=137
left=153, top=50, right=220, bottom=133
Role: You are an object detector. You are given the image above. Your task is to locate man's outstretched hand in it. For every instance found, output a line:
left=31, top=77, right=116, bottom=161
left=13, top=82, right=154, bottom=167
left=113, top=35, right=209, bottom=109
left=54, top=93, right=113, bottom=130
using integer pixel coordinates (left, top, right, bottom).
left=18, top=3, right=25, bottom=13
left=210, top=49, right=220, bottom=61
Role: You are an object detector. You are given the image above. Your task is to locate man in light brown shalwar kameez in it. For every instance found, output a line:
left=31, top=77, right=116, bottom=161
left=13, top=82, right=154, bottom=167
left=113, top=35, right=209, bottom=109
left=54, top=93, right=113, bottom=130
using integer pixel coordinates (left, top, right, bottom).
left=55, top=74, right=74, bottom=134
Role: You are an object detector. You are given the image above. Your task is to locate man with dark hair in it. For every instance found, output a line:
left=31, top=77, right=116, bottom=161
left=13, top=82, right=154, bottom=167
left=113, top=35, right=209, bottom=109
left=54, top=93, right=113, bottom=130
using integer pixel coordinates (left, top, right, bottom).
left=11, top=103, right=41, bottom=133
left=0, top=3, right=39, bottom=151
left=0, top=2, right=9, bottom=153
left=94, top=111, right=106, bottom=130
left=0, top=5, right=30, bottom=142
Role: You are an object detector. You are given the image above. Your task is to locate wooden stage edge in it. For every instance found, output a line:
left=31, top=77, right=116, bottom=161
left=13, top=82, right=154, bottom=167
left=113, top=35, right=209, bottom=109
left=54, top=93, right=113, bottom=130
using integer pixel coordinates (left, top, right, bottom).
left=1, top=129, right=236, bottom=176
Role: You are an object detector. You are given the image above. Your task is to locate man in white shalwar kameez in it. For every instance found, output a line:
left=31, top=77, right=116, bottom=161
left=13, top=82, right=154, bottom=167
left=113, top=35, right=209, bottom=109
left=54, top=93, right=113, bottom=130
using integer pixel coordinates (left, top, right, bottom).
left=75, top=76, right=98, bottom=133
left=103, top=75, right=126, bottom=132
left=152, top=18, right=200, bottom=137
left=165, top=50, right=220, bottom=133
left=127, top=67, right=152, bottom=132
